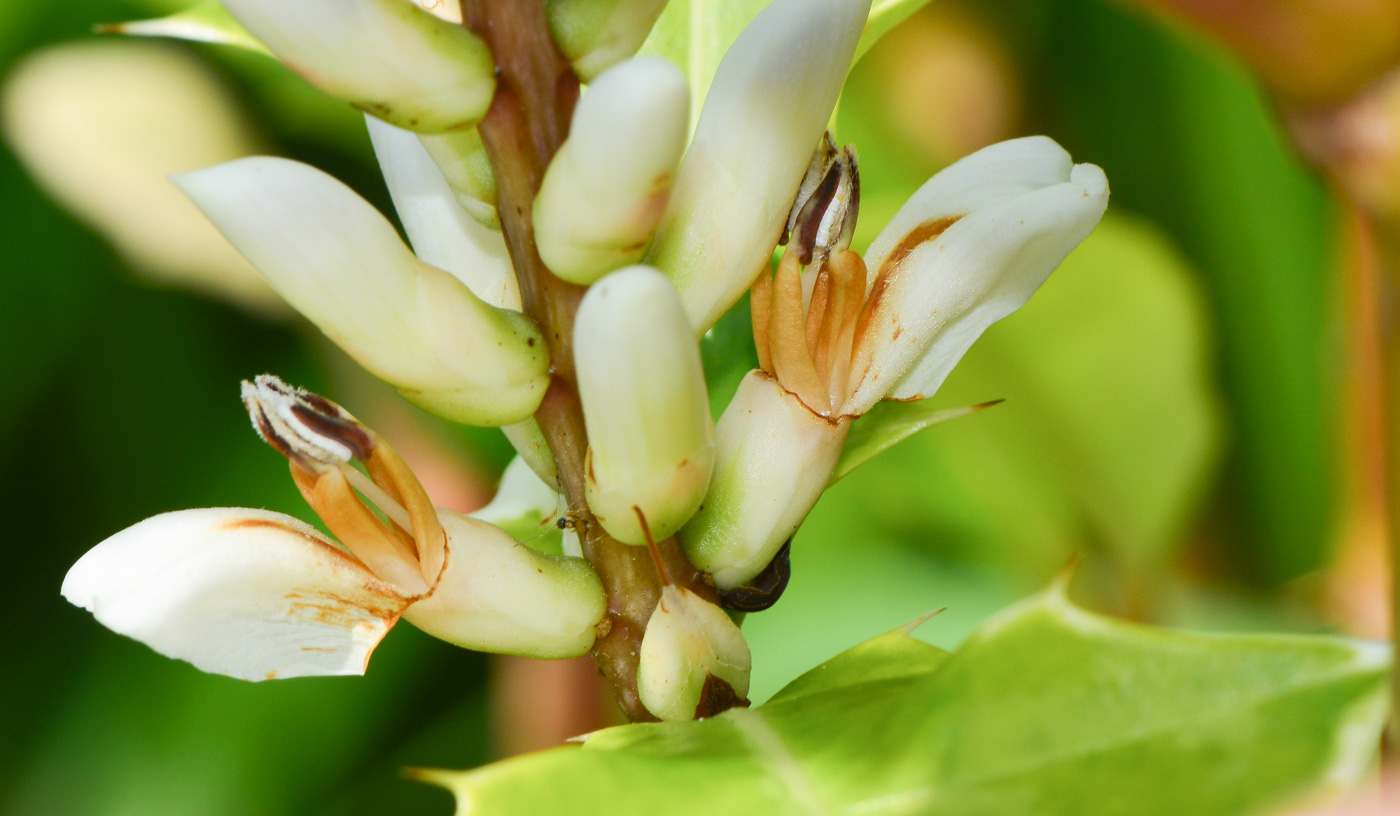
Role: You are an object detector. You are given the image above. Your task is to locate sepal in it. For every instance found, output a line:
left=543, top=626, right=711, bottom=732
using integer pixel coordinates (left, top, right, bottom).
left=680, top=371, right=847, bottom=589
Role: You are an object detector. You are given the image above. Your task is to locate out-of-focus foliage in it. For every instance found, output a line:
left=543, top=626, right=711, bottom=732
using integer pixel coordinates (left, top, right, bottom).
left=0, top=0, right=1368, bottom=812
left=429, top=586, right=1388, bottom=815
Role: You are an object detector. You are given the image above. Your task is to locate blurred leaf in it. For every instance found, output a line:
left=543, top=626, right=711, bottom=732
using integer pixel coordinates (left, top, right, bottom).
left=833, top=399, right=1002, bottom=483
left=427, top=585, right=1388, bottom=815
left=854, top=0, right=935, bottom=63
left=97, top=1, right=271, bottom=55
left=1030, top=0, right=1334, bottom=583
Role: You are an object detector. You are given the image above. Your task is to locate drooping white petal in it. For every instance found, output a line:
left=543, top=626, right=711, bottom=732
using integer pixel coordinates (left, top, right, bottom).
left=219, top=0, right=494, bottom=133
left=534, top=56, right=689, bottom=284
left=841, top=137, right=1109, bottom=416
left=646, top=0, right=872, bottom=334
left=637, top=585, right=752, bottom=722
left=175, top=157, right=549, bottom=426
left=680, top=371, right=848, bottom=589
left=547, top=0, right=670, bottom=80
left=1, top=41, right=282, bottom=314
left=364, top=115, right=519, bottom=310
left=61, top=508, right=414, bottom=681
left=575, top=267, right=715, bottom=545
left=404, top=511, right=606, bottom=658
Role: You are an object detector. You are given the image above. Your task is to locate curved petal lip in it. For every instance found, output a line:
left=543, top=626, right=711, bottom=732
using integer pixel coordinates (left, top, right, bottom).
left=62, top=508, right=416, bottom=681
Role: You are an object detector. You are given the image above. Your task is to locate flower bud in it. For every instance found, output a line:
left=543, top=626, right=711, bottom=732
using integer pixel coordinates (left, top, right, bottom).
left=636, top=585, right=752, bottom=721
left=680, top=371, right=848, bottom=590
left=545, top=0, right=669, bottom=81
left=534, top=56, right=689, bottom=285
left=219, top=0, right=495, bottom=133
left=419, top=129, right=501, bottom=230
left=646, top=0, right=872, bottom=334
left=405, top=511, right=606, bottom=659
left=175, top=157, right=550, bottom=426
left=575, top=266, right=714, bottom=545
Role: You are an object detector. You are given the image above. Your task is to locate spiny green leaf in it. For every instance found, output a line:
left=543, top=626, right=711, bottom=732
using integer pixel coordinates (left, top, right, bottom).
left=421, top=586, right=1389, bottom=816
left=96, top=1, right=270, bottom=56
left=833, top=399, right=1002, bottom=484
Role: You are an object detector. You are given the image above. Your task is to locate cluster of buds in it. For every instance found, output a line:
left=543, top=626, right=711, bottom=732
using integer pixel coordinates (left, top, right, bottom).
left=59, top=0, right=1107, bottom=723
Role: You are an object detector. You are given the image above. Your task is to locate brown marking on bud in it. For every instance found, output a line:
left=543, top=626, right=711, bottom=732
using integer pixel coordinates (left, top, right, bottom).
left=719, top=538, right=792, bottom=612
left=694, top=673, right=751, bottom=719
left=288, top=403, right=376, bottom=461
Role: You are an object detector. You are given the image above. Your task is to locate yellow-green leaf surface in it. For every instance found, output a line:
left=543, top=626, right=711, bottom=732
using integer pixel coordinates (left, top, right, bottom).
left=426, top=587, right=1389, bottom=815
left=834, top=399, right=1000, bottom=483
left=97, top=1, right=269, bottom=55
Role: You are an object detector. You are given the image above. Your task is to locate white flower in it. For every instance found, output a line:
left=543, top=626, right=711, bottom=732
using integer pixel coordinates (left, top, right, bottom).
left=62, top=377, right=606, bottom=681
left=682, top=136, right=1110, bottom=590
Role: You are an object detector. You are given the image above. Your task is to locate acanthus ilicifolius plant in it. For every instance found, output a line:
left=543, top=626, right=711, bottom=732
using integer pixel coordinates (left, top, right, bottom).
left=61, top=0, right=1108, bottom=724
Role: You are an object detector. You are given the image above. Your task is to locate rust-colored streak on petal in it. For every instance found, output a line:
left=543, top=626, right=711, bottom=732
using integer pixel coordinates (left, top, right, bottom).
left=750, top=263, right=775, bottom=374
left=769, top=250, right=830, bottom=414
left=854, top=215, right=962, bottom=359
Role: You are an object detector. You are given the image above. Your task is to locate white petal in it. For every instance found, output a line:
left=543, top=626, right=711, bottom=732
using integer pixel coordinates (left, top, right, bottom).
left=364, top=115, right=519, bottom=310
left=646, top=0, right=872, bottom=334
left=575, top=267, right=714, bottom=545
left=404, top=511, right=606, bottom=658
left=680, top=371, right=848, bottom=589
left=220, top=0, right=494, bottom=133
left=0, top=41, right=282, bottom=314
left=534, top=56, right=689, bottom=284
left=174, top=157, right=550, bottom=426
left=61, top=508, right=413, bottom=681
left=841, top=139, right=1109, bottom=415
left=548, top=0, right=670, bottom=80
left=637, top=585, right=751, bottom=722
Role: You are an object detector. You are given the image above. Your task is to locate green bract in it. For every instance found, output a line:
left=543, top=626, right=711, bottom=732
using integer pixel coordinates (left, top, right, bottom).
left=423, top=584, right=1389, bottom=815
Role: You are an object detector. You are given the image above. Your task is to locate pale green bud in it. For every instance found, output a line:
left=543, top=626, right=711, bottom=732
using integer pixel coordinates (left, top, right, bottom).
left=680, top=371, right=848, bottom=589
left=637, top=585, right=752, bottom=721
left=575, top=266, right=714, bottom=545
left=405, top=511, right=606, bottom=659
left=545, top=0, right=669, bottom=81
left=219, top=0, right=496, bottom=133
left=534, top=56, right=689, bottom=285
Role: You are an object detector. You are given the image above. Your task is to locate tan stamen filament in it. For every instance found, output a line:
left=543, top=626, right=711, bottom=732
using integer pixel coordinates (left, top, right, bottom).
left=243, top=375, right=445, bottom=595
left=752, top=245, right=871, bottom=417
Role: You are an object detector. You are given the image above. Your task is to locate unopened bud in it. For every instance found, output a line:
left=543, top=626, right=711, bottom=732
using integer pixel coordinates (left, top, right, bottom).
left=636, top=585, right=752, bottom=721
left=219, top=0, right=496, bottom=133
left=575, top=267, right=714, bottom=545
left=534, top=56, right=689, bottom=285
left=545, top=0, right=669, bottom=81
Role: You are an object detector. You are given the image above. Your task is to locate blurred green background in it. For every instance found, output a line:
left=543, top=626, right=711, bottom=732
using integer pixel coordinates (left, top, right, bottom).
left=0, top=0, right=1369, bottom=813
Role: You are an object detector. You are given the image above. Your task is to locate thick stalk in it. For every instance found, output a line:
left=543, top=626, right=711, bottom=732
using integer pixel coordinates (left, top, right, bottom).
left=461, top=0, right=715, bottom=722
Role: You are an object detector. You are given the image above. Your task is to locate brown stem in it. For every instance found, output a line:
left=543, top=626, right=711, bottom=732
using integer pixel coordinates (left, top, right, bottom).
left=461, top=0, right=716, bottom=722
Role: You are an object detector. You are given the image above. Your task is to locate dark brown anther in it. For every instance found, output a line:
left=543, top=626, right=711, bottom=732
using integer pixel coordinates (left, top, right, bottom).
left=718, top=538, right=793, bottom=612
left=241, top=374, right=376, bottom=473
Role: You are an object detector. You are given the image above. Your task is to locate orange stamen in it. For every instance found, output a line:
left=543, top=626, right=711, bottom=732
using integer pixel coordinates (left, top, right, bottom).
left=769, top=249, right=830, bottom=413
left=750, top=263, right=774, bottom=374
